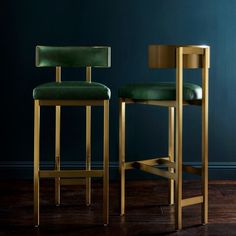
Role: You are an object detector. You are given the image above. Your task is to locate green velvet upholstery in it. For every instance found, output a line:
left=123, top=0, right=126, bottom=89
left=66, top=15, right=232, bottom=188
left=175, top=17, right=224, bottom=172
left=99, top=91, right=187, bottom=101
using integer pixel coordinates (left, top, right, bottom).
left=33, top=81, right=111, bottom=100
left=36, top=46, right=111, bottom=67
left=118, top=82, right=202, bottom=100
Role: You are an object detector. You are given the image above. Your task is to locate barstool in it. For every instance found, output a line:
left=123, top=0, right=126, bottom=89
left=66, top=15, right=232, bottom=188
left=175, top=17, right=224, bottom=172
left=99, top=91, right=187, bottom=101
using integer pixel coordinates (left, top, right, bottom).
left=119, top=45, right=210, bottom=230
left=33, top=46, right=111, bottom=226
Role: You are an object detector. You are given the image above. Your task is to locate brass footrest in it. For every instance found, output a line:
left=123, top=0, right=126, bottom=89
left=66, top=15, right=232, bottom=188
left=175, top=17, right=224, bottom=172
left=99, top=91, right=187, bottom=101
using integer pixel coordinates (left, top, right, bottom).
left=125, top=157, right=170, bottom=170
left=39, top=170, right=103, bottom=178
left=132, top=161, right=176, bottom=180
left=182, top=196, right=203, bottom=207
left=183, top=165, right=201, bottom=176
left=124, top=156, right=202, bottom=176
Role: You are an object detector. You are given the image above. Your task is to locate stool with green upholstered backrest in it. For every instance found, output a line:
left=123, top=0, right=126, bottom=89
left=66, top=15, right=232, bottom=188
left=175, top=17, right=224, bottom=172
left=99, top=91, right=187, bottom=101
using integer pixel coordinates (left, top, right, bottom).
left=33, top=46, right=111, bottom=226
left=119, top=45, right=210, bottom=230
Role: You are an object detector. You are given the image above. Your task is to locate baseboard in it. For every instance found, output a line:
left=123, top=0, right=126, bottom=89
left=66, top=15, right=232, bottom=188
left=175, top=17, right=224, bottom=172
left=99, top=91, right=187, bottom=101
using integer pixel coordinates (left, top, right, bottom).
left=0, top=161, right=236, bottom=180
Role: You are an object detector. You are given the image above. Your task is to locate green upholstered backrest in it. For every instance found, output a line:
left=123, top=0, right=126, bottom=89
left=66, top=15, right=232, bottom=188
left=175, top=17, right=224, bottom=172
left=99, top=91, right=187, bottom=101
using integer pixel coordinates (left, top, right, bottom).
left=36, top=46, right=111, bottom=68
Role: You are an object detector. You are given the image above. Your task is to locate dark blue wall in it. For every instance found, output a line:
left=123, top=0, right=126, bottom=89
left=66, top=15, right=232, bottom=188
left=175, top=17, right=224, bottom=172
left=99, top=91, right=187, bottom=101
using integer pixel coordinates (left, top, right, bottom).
left=1, top=0, right=236, bottom=178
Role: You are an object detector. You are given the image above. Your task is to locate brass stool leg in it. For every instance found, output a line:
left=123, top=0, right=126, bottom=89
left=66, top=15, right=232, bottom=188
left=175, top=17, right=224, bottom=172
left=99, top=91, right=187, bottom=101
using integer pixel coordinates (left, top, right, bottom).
left=55, top=105, right=61, bottom=206
left=55, top=66, right=61, bottom=206
left=168, top=107, right=175, bottom=205
left=175, top=47, right=183, bottom=230
left=202, top=48, right=209, bottom=225
left=34, top=100, right=40, bottom=226
left=86, top=106, right=92, bottom=206
left=119, top=99, right=126, bottom=216
left=86, top=66, right=92, bottom=206
left=103, top=100, right=109, bottom=225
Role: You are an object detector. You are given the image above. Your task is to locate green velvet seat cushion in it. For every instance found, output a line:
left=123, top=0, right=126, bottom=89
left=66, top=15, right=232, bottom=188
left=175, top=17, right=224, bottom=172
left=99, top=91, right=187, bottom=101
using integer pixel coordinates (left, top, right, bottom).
left=118, top=82, right=202, bottom=100
left=33, top=81, right=111, bottom=100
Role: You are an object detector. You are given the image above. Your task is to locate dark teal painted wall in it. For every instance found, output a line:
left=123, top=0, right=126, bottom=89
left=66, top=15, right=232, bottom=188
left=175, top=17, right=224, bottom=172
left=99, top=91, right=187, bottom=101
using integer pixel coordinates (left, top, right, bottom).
left=1, top=0, right=236, bottom=178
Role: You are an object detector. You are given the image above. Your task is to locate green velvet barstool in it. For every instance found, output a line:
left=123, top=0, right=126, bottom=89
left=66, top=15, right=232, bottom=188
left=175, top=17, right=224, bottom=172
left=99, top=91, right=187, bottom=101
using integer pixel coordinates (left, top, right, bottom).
left=119, top=44, right=210, bottom=230
left=33, top=46, right=111, bottom=226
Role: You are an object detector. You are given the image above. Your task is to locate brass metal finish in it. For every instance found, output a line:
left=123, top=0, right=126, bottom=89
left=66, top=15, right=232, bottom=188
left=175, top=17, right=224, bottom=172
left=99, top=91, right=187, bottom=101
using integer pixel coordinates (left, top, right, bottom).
left=39, top=170, right=103, bottom=178
left=55, top=66, right=61, bottom=206
left=119, top=99, right=126, bottom=216
left=175, top=47, right=183, bottom=230
left=156, top=158, right=175, bottom=168
left=55, top=106, right=61, bottom=206
left=148, top=45, right=209, bottom=69
left=125, top=157, right=171, bottom=170
left=86, top=107, right=91, bottom=205
left=86, top=66, right=92, bottom=206
left=86, top=66, right=92, bottom=83
left=34, top=100, right=40, bottom=226
left=103, top=100, right=109, bottom=225
left=182, top=47, right=204, bottom=55
left=202, top=47, right=209, bottom=225
left=132, top=162, right=176, bottom=180
left=119, top=45, right=210, bottom=231
left=182, top=196, right=203, bottom=207
left=56, top=66, right=61, bottom=82
left=182, top=165, right=201, bottom=175
left=168, top=107, right=175, bottom=205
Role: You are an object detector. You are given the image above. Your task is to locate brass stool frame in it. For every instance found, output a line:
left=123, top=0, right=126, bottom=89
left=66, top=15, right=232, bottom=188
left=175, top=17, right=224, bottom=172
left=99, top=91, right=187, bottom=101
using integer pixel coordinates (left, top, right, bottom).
left=119, top=45, right=210, bottom=230
left=34, top=66, right=109, bottom=226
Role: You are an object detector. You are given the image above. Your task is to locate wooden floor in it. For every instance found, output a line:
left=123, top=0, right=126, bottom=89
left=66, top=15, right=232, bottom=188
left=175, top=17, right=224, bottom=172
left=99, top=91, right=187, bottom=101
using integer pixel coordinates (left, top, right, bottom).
left=0, top=180, right=236, bottom=235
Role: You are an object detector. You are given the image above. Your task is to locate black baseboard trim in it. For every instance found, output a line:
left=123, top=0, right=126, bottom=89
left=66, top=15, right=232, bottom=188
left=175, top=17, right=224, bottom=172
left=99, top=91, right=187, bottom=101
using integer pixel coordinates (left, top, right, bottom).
left=0, top=161, right=236, bottom=180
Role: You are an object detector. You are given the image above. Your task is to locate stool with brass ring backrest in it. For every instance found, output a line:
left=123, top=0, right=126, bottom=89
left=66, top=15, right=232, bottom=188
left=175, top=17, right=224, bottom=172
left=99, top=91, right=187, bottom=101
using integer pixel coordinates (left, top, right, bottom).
left=119, top=44, right=210, bottom=230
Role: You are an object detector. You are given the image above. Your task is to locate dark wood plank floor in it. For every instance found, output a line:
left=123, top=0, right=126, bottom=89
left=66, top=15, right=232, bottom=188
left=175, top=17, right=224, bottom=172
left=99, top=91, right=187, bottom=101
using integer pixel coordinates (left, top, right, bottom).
left=0, top=180, right=236, bottom=236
